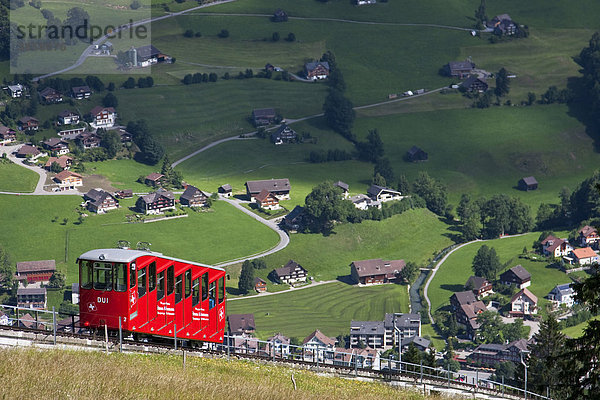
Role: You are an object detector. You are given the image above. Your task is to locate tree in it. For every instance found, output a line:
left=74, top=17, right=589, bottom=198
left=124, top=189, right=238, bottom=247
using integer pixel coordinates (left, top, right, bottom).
left=128, top=120, right=165, bottom=165
left=457, top=193, right=480, bottom=221
left=328, top=68, right=346, bottom=92
left=0, top=245, right=13, bottom=291
left=99, top=129, right=122, bottom=158
left=495, top=67, right=510, bottom=97
left=183, top=29, right=194, bottom=38
left=107, top=82, right=115, bottom=91
left=218, top=29, right=229, bottom=38
left=374, top=158, right=394, bottom=184
left=443, top=340, right=460, bottom=372
left=130, top=0, right=141, bottom=9
left=286, top=32, right=296, bottom=42
left=397, top=174, right=410, bottom=194
left=527, top=92, right=536, bottom=105
left=528, top=316, right=567, bottom=397
left=50, top=161, right=62, bottom=173
left=102, top=92, right=118, bottom=108
left=64, top=7, right=90, bottom=42
left=58, top=301, right=79, bottom=317
left=493, top=361, right=516, bottom=382
left=475, top=311, right=504, bottom=344
left=399, top=261, right=419, bottom=283
left=372, top=173, right=386, bottom=187
left=238, top=260, right=255, bottom=294
left=304, top=181, right=352, bottom=232
left=272, top=32, right=280, bottom=41
left=122, top=77, right=136, bottom=89
left=322, top=89, right=355, bottom=141
left=412, top=171, right=448, bottom=216
left=577, top=32, right=600, bottom=122
left=502, top=318, right=527, bottom=342
left=474, top=0, right=487, bottom=28
left=357, top=129, right=384, bottom=162
left=461, top=216, right=481, bottom=241
left=403, top=343, right=422, bottom=368
left=48, top=271, right=65, bottom=288
left=472, top=245, right=501, bottom=280
left=85, top=75, right=105, bottom=92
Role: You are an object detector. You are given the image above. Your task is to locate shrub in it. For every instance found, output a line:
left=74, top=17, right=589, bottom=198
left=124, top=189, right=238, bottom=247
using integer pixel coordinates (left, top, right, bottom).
left=218, top=29, right=229, bottom=38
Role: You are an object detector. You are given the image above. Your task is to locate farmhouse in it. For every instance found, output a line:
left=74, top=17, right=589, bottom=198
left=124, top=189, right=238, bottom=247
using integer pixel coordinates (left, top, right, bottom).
left=71, top=86, right=91, bottom=99
left=446, top=61, right=475, bottom=78
left=267, top=333, right=290, bottom=357
left=136, top=188, right=176, bottom=214
left=252, top=108, right=276, bottom=126
left=464, top=276, right=493, bottom=298
left=39, top=87, right=63, bottom=103
left=367, top=184, right=402, bottom=203
left=16, top=260, right=56, bottom=283
left=541, top=235, right=573, bottom=258
left=518, top=176, right=538, bottom=191
left=76, top=132, right=101, bottom=149
left=218, top=184, right=232, bottom=197
left=44, top=155, right=73, bottom=171
left=58, top=110, right=80, bottom=125
left=116, top=189, right=133, bottom=199
left=460, top=76, right=488, bottom=92
left=17, top=287, right=47, bottom=309
left=255, top=189, right=281, bottom=210
left=0, top=125, right=16, bottom=145
left=350, top=193, right=380, bottom=210
left=53, top=170, right=83, bottom=190
left=131, top=44, right=170, bottom=67
left=283, top=205, right=304, bottom=231
left=145, top=173, right=164, bottom=187
left=500, top=265, right=531, bottom=289
left=254, top=277, right=267, bottom=293
left=578, top=225, right=599, bottom=248
left=488, top=14, right=517, bottom=36
left=43, top=138, right=70, bottom=155
left=548, top=283, right=575, bottom=308
left=245, top=178, right=290, bottom=201
left=350, top=258, right=406, bottom=285
left=227, top=313, right=256, bottom=336
left=18, top=116, right=39, bottom=131
left=7, top=84, right=23, bottom=98
left=305, top=61, right=330, bottom=80
left=450, top=291, right=487, bottom=338
left=468, top=339, right=529, bottom=367
left=16, top=145, right=42, bottom=160
left=510, top=288, right=538, bottom=317
left=568, top=247, right=598, bottom=265
left=84, top=188, right=119, bottom=214
left=179, top=185, right=209, bottom=207
left=333, top=181, right=349, bottom=198
left=89, top=106, right=116, bottom=129
left=271, top=260, right=307, bottom=284
left=406, top=146, right=428, bottom=162
left=271, top=124, right=297, bottom=144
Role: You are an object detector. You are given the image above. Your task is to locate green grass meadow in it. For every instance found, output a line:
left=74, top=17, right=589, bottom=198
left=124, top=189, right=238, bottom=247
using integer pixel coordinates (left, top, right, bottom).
left=227, top=281, right=409, bottom=340
left=0, top=162, right=38, bottom=192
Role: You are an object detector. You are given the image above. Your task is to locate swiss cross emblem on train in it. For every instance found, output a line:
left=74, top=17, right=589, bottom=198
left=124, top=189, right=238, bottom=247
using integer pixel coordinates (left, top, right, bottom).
left=87, top=302, right=97, bottom=312
left=130, top=290, right=137, bottom=307
left=218, top=307, right=225, bottom=321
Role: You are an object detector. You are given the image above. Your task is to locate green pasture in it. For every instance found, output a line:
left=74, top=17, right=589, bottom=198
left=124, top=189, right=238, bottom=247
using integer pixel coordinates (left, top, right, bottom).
left=427, top=233, right=570, bottom=316
left=84, top=159, right=156, bottom=192
left=0, top=161, right=38, bottom=193
left=227, top=281, right=409, bottom=340
left=562, top=316, right=599, bottom=339
left=0, top=195, right=278, bottom=284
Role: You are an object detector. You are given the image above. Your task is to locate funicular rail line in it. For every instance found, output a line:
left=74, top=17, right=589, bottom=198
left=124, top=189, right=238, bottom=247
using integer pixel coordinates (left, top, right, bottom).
left=0, top=324, right=543, bottom=400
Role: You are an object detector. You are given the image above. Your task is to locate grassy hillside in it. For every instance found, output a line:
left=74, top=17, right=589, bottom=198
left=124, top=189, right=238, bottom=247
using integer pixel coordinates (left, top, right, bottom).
left=228, top=281, right=409, bottom=339
left=0, top=161, right=38, bottom=193
left=0, top=348, right=431, bottom=400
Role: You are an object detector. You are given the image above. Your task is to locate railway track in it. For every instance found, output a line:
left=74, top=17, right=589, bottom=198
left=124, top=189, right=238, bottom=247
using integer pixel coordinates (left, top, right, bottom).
left=0, top=324, right=546, bottom=400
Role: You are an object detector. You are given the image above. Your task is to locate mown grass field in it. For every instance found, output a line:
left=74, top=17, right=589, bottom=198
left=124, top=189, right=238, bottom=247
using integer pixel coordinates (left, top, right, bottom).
left=0, top=348, right=433, bottom=400
left=427, top=233, right=572, bottom=316
left=227, top=281, right=409, bottom=340
left=562, top=316, right=599, bottom=339
left=0, top=196, right=278, bottom=285
left=0, top=161, right=38, bottom=192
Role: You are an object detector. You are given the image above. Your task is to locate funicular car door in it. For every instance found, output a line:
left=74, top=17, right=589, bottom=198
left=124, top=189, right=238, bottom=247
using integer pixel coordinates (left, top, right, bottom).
left=146, top=261, right=157, bottom=323
left=208, top=276, right=218, bottom=336
left=183, top=269, right=192, bottom=329
left=136, top=264, right=148, bottom=325
left=216, top=275, right=226, bottom=336
left=155, top=262, right=167, bottom=329
left=174, top=267, right=185, bottom=333
left=128, top=261, right=138, bottom=323
left=162, top=264, right=176, bottom=334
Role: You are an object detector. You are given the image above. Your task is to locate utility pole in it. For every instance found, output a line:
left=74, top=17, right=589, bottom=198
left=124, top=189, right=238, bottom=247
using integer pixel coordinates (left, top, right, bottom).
left=521, top=350, right=530, bottom=400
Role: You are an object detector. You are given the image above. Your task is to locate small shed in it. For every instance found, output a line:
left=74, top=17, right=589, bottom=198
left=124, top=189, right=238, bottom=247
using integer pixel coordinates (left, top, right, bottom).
left=518, top=176, right=538, bottom=191
left=218, top=184, right=233, bottom=197
left=406, top=146, right=428, bottom=162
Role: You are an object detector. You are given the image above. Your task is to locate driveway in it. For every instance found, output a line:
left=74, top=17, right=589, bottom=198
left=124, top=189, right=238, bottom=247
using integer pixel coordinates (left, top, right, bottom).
left=501, top=316, right=540, bottom=339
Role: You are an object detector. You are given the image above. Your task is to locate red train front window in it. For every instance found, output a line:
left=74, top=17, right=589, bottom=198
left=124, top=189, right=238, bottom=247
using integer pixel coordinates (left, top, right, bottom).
left=114, top=263, right=127, bottom=292
left=93, top=262, right=112, bottom=291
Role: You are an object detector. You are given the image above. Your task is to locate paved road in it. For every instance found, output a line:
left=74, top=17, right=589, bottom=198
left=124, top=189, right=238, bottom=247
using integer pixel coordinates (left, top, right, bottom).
left=228, top=279, right=337, bottom=302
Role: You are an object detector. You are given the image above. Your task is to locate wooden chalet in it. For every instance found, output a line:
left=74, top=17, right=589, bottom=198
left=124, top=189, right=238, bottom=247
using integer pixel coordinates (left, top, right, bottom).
left=18, top=116, right=39, bottom=131
left=71, top=85, right=92, bottom=99
left=450, top=290, right=486, bottom=339
left=44, top=155, right=73, bottom=171
left=58, top=110, right=80, bottom=125
left=488, top=14, right=517, bottom=36
left=500, top=265, right=531, bottom=289
left=465, top=276, right=493, bottom=297
left=76, top=132, right=101, bottom=149
left=518, top=176, right=538, bottom=191
left=460, top=76, right=488, bottom=92
left=252, top=108, right=276, bottom=126
left=406, top=146, right=428, bottom=162
left=53, top=170, right=83, bottom=190
left=350, top=258, right=406, bottom=285
left=179, top=185, right=209, bottom=207
left=305, top=61, right=330, bottom=80
left=17, top=287, right=47, bottom=309
left=39, top=87, right=63, bottom=103
left=16, top=260, right=56, bottom=283
left=283, top=205, right=304, bottom=231
left=0, top=125, right=16, bottom=145
left=254, top=277, right=267, bottom=293
left=89, top=106, right=116, bottom=129
left=578, top=225, right=599, bottom=248
left=255, top=188, right=280, bottom=210
left=136, top=188, right=175, bottom=214
left=84, top=189, right=119, bottom=214
left=145, top=173, right=164, bottom=187
left=446, top=61, right=475, bottom=78
left=272, top=260, right=307, bottom=284
left=271, top=124, right=297, bottom=144
left=510, top=288, right=538, bottom=317
left=245, top=178, right=290, bottom=201
left=218, top=184, right=232, bottom=197
left=43, top=138, right=70, bottom=155
left=16, top=145, right=42, bottom=159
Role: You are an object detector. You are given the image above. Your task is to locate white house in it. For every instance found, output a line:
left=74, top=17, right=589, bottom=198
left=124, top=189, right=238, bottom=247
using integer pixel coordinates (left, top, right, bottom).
left=58, top=110, right=80, bottom=125
left=302, top=329, right=336, bottom=361
left=510, top=288, right=538, bottom=317
left=548, top=283, right=574, bottom=308
left=350, top=193, right=381, bottom=210
left=569, top=247, right=599, bottom=265
left=267, top=333, right=291, bottom=357
left=89, top=106, right=116, bottom=129
left=367, top=184, right=403, bottom=203
left=7, top=84, right=23, bottom=98
left=541, top=235, right=573, bottom=258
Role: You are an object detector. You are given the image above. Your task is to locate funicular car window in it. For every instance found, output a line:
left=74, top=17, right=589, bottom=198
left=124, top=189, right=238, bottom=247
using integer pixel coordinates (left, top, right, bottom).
left=218, top=277, right=225, bottom=304
left=114, top=263, right=127, bottom=292
left=175, top=274, right=183, bottom=303
left=148, top=262, right=156, bottom=292
left=209, top=280, right=216, bottom=309
left=129, top=263, right=136, bottom=289
left=185, top=270, right=192, bottom=298
left=157, top=271, right=165, bottom=300
left=192, top=278, right=199, bottom=307
left=81, top=260, right=93, bottom=289
left=202, top=273, right=208, bottom=301
left=138, top=267, right=147, bottom=297
left=167, top=266, right=174, bottom=295
left=93, top=262, right=112, bottom=291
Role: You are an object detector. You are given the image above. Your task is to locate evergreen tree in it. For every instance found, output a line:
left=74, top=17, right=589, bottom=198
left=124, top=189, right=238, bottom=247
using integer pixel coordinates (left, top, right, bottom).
left=495, top=67, right=510, bottom=97
left=472, top=245, right=501, bottom=280
left=529, top=316, right=567, bottom=397
left=399, top=261, right=419, bottom=283
left=0, top=245, right=13, bottom=291
left=322, top=89, right=355, bottom=141
left=238, top=260, right=255, bottom=294
left=412, top=171, right=448, bottom=216
left=372, top=173, right=386, bottom=187
left=397, top=174, right=410, bottom=194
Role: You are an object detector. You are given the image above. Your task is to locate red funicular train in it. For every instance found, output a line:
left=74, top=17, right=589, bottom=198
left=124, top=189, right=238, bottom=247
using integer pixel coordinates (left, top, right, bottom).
left=77, top=245, right=226, bottom=343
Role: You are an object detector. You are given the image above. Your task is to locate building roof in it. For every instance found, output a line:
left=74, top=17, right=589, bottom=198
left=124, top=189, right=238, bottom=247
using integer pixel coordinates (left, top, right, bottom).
left=459, top=301, right=486, bottom=319
left=253, top=277, right=266, bottom=285
left=573, top=247, right=597, bottom=260
left=351, top=258, right=405, bottom=278
left=550, top=283, right=573, bottom=297
left=333, top=181, right=349, bottom=191
left=407, top=145, right=425, bottom=156
left=303, top=329, right=336, bottom=346
left=19, top=116, right=39, bottom=124
left=227, top=313, right=256, bottom=333
left=71, top=86, right=91, bottom=94
left=58, top=110, right=78, bottom=118
left=84, top=189, right=116, bottom=207
left=20, top=313, right=45, bottom=329
left=145, top=172, right=164, bottom=182
left=367, top=184, right=401, bottom=198
left=17, top=287, right=47, bottom=296
left=136, top=44, right=161, bottom=60
left=45, top=156, right=73, bottom=169
left=274, top=260, right=306, bottom=278
left=44, top=137, right=67, bottom=148
left=285, top=205, right=304, bottom=221
left=461, top=75, right=487, bottom=89
left=350, top=320, right=385, bottom=336
left=39, top=87, right=60, bottom=97
left=54, top=170, right=82, bottom=181
left=246, top=179, right=291, bottom=194
left=219, top=184, right=232, bottom=192
left=7, top=84, right=23, bottom=92
left=16, top=260, right=56, bottom=274
left=579, top=225, right=598, bottom=237
left=0, top=125, right=14, bottom=136
left=180, top=185, right=207, bottom=202
left=521, top=176, right=538, bottom=185
left=252, top=108, right=276, bottom=118
left=90, top=106, right=115, bottom=116
left=544, top=237, right=567, bottom=254
left=383, top=313, right=421, bottom=330
left=305, top=61, right=330, bottom=72
left=255, top=188, right=277, bottom=203
left=451, top=290, right=477, bottom=305
left=402, top=336, right=431, bottom=349
left=17, top=145, right=40, bottom=156
left=512, top=288, right=538, bottom=304
left=448, top=61, right=475, bottom=71
left=140, top=188, right=175, bottom=204
left=268, top=332, right=290, bottom=344
left=465, top=276, right=489, bottom=291
left=502, top=265, right=531, bottom=281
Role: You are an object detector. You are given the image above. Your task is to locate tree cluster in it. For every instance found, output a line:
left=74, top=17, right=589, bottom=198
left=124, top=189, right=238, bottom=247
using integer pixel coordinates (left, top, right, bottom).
left=321, top=52, right=355, bottom=141
left=127, top=120, right=164, bottom=165
left=159, top=155, right=184, bottom=189
left=238, top=258, right=268, bottom=293
left=308, top=148, right=351, bottom=163
left=98, top=128, right=122, bottom=158
left=578, top=32, right=600, bottom=122
left=475, top=311, right=528, bottom=344
left=412, top=171, right=449, bottom=217
left=472, top=245, right=501, bottom=280
left=182, top=72, right=218, bottom=85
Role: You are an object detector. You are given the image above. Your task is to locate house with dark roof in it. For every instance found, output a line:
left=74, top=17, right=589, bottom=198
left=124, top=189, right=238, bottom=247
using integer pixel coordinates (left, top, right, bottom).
left=132, top=44, right=168, bottom=67
left=349, top=320, right=385, bottom=348
left=401, top=336, right=431, bottom=352
left=460, top=76, right=488, bottom=92
left=254, top=277, right=267, bottom=293
left=540, top=235, right=572, bottom=258
left=115, top=189, right=133, bottom=199
left=465, top=276, right=493, bottom=298
left=218, top=184, right=232, bottom=197
left=305, top=61, right=330, bottom=80
left=255, top=189, right=280, bottom=210
left=488, top=14, right=517, bottom=36
left=406, top=146, right=428, bottom=162
left=71, top=86, right=92, bottom=99
left=450, top=291, right=487, bottom=339
left=578, top=225, right=599, bottom=248
left=136, top=188, right=175, bottom=214
left=271, top=260, right=307, bottom=284
left=510, top=288, right=538, bottom=317
left=89, top=106, right=116, bottom=129
left=39, top=87, right=63, bottom=103
left=18, top=116, right=39, bottom=131
left=84, top=188, right=119, bottom=214
left=179, top=185, right=208, bottom=207
left=0, top=125, right=16, bottom=145
left=16, top=144, right=43, bottom=160
left=245, top=178, right=290, bottom=201
left=383, top=313, right=421, bottom=347
left=518, top=176, right=538, bottom=191
left=227, top=313, right=256, bottom=336
left=367, top=184, right=402, bottom=203
left=446, top=61, right=476, bottom=78
left=76, top=132, right=101, bottom=149
left=283, top=205, right=304, bottom=231
left=350, top=258, right=405, bottom=285
left=500, top=265, right=531, bottom=289
left=350, top=193, right=380, bottom=210
left=468, top=339, right=529, bottom=367
left=145, top=173, right=164, bottom=187
left=271, top=124, right=297, bottom=144
left=43, top=138, right=70, bottom=155
left=16, top=260, right=56, bottom=283
left=333, top=181, right=349, bottom=198
left=58, top=110, right=79, bottom=125
left=548, top=283, right=575, bottom=308
left=54, top=170, right=83, bottom=190
left=17, top=287, right=47, bottom=309
left=252, top=108, right=277, bottom=126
